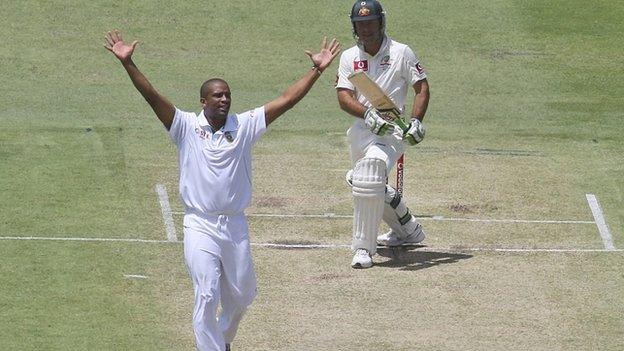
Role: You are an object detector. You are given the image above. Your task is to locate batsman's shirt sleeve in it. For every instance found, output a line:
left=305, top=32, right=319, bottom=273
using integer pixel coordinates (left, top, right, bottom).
left=403, top=46, right=427, bottom=85
left=335, top=52, right=355, bottom=90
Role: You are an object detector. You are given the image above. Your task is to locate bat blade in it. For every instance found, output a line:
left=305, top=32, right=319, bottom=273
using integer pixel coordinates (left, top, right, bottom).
left=348, top=71, right=408, bottom=131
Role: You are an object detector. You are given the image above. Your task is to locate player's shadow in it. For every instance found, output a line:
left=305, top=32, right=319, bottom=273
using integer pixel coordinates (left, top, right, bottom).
left=375, top=246, right=472, bottom=271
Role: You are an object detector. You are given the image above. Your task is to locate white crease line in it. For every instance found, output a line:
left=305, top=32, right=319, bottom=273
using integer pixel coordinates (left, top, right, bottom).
left=1, top=236, right=622, bottom=253
left=171, top=211, right=594, bottom=224
left=155, top=184, right=178, bottom=242
left=253, top=242, right=350, bottom=249
left=586, top=194, right=615, bottom=250
left=447, top=247, right=621, bottom=253
left=0, top=236, right=169, bottom=243
left=124, top=274, right=148, bottom=279
left=0, top=236, right=171, bottom=244
left=430, top=217, right=594, bottom=224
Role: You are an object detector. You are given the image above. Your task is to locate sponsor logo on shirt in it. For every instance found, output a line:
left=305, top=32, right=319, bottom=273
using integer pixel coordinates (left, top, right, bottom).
left=195, top=127, right=209, bottom=139
left=353, top=60, right=368, bottom=72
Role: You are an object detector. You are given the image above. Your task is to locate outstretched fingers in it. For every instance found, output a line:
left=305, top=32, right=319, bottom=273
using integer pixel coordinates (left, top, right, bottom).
left=321, top=36, right=327, bottom=49
left=104, top=30, right=123, bottom=45
left=104, top=32, right=112, bottom=48
left=329, top=38, right=341, bottom=55
left=112, top=29, right=122, bottom=43
left=326, top=38, right=340, bottom=58
left=103, top=30, right=138, bottom=62
left=104, top=30, right=120, bottom=50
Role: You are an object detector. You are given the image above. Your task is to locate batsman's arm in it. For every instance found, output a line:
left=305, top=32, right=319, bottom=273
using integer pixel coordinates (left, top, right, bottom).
left=104, top=30, right=175, bottom=130
left=410, top=79, right=430, bottom=122
left=337, top=88, right=368, bottom=119
left=264, top=37, right=340, bottom=126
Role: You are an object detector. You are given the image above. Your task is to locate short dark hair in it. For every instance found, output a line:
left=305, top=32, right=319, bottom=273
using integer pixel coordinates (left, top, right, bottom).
left=200, top=78, right=229, bottom=98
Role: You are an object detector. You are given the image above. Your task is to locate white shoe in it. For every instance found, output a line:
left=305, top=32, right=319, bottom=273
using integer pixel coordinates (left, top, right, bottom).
left=377, top=223, right=425, bottom=246
left=351, top=248, right=373, bottom=269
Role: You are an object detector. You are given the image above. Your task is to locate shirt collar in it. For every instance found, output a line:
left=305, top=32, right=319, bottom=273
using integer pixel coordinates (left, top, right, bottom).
left=360, top=35, right=390, bottom=59
left=198, top=110, right=238, bottom=133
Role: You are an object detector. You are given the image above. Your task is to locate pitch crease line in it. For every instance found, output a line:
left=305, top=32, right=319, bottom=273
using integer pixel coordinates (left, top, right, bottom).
left=155, top=184, right=178, bottom=242
left=1, top=236, right=622, bottom=253
left=586, top=194, right=615, bottom=250
left=171, top=211, right=594, bottom=224
left=0, top=236, right=169, bottom=243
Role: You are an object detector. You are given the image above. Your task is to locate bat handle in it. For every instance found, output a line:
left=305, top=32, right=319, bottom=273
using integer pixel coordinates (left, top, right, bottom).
left=394, top=117, right=409, bottom=133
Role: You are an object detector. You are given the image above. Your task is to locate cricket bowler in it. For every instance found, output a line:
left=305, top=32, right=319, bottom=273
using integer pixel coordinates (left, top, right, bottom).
left=105, top=30, right=340, bottom=351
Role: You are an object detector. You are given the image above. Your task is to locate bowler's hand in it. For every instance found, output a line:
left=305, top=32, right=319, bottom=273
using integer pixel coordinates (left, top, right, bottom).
left=305, top=37, right=341, bottom=72
left=104, top=30, right=138, bottom=63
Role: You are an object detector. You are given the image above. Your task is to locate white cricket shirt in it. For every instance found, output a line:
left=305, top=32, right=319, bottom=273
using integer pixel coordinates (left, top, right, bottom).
left=336, top=36, right=427, bottom=117
left=169, top=106, right=266, bottom=216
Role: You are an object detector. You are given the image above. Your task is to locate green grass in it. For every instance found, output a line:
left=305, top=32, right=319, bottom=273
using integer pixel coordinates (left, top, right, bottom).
left=1, top=0, right=622, bottom=350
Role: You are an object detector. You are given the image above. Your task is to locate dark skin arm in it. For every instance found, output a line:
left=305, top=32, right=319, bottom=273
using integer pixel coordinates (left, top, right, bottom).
left=104, top=30, right=175, bottom=130
left=337, top=87, right=368, bottom=119
left=264, top=37, right=341, bottom=125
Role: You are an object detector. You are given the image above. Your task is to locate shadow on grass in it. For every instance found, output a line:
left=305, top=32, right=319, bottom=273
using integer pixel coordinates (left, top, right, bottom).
left=375, top=246, right=473, bottom=271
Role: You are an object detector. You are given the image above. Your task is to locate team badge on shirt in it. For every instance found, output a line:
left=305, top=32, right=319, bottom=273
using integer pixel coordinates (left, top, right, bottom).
left=225, top=132, right=234, bottom=142
left=380, top=55, right=391, bottom=67
left=353, top=60, right=368, bottom=72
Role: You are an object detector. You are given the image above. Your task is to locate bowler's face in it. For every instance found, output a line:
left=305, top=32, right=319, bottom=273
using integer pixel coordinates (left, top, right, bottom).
left=201, top=81, right=231, bottom=119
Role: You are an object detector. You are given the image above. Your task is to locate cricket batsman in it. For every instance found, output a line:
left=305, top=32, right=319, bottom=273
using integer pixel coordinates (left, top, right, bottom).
left=336, top=0, right=431, bottom=268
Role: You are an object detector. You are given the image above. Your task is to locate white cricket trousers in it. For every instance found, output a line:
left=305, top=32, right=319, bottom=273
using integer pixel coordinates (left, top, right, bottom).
left=347, top=121, right=405, bottom=170
left=183, top=211, right=257, bottom=351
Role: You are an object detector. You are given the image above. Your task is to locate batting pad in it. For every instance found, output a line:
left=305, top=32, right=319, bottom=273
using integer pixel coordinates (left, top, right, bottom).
left=383, top=185, right=419, bottom=237
left=352, top=158, right=386, bottom=255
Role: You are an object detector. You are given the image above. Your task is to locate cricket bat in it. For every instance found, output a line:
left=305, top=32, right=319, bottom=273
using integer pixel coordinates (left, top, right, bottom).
left=348, top=71, right=407, bottom=195
left=347, top=71, right=409, bottom=133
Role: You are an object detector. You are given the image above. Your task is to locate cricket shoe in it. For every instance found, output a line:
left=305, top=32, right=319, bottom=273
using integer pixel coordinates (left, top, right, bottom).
left=377, top=223, right=425, bottom=247
left=351, top=248, right=373, bottom=269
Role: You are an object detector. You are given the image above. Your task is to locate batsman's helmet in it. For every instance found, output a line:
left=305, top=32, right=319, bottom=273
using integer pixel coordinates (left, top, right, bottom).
left=350, top=1, right=386, bottom=45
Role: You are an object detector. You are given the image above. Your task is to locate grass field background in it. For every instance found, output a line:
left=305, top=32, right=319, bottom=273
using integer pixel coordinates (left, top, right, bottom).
left=1, top=0, right=622, bottom=350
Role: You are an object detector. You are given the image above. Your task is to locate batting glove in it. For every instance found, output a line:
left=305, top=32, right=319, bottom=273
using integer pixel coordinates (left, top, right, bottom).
left=364, top=107, right=391, bottom=136
left=403, top=119, right=426, bottom=145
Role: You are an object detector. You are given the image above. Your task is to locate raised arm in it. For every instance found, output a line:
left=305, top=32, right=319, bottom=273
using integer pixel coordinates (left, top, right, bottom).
left=264, top=37, right=341, bottom=126
left=104, top=30, right=175, bottom=130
